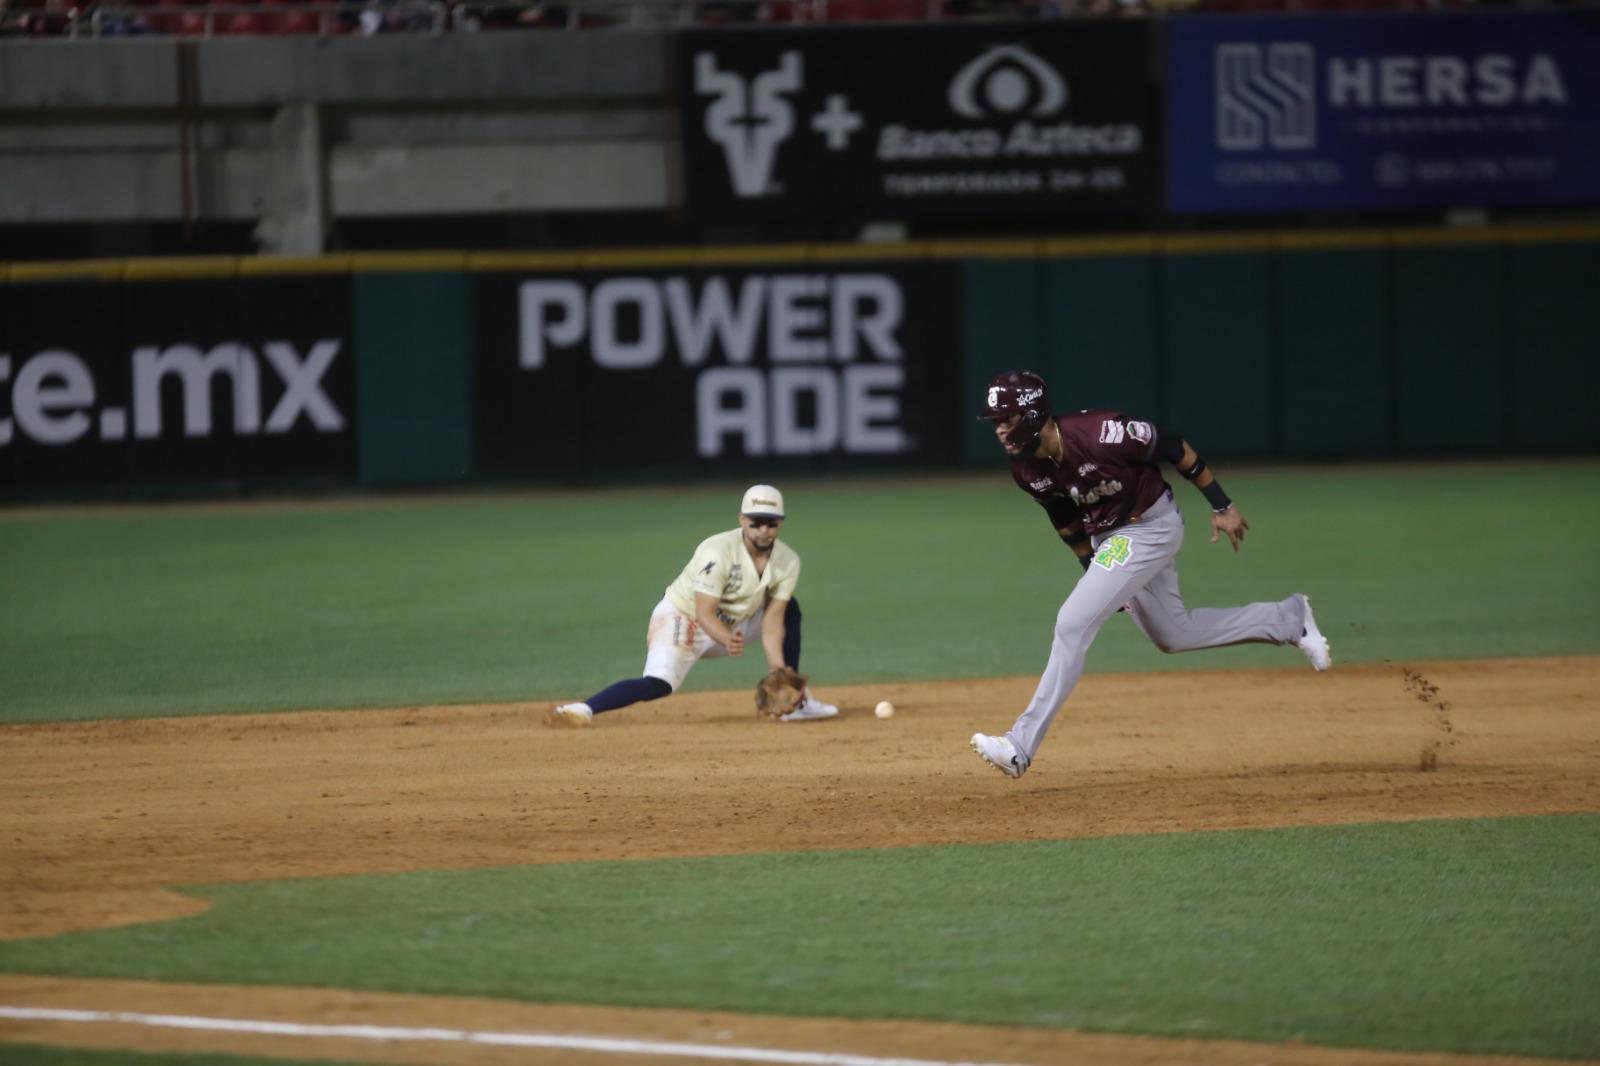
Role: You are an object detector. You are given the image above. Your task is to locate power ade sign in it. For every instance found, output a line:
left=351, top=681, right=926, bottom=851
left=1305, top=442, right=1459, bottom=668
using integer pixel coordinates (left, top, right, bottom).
left=475, top=263, right=961, bottom=474
left=1166, top=10, right=1600, bottom=213
left=678, top=23, right=1158, bottom=224
left=0, top=277, right=355, bottom=494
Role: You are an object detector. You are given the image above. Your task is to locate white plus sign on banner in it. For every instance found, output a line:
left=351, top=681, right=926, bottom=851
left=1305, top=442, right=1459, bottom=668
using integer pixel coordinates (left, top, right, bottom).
left=810, top=94, right=863, bottom=151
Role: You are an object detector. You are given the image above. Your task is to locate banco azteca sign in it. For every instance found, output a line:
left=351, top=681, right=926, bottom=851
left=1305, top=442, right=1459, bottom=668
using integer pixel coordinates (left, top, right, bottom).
left=678, top=22, right=1158, bottom=224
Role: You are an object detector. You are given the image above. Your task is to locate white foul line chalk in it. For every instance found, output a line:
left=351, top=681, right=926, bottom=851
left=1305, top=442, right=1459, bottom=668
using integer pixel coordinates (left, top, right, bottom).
left=0, top=1005, right=1033, bottom=1066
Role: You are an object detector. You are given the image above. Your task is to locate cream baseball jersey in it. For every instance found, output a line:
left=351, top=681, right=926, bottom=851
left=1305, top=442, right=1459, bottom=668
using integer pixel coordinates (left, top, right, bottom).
left=664, top=529, right=800, bottom=624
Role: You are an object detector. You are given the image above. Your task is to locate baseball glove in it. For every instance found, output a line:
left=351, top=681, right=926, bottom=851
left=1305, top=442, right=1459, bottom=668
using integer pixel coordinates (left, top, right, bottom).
left=755, top=666, right=807, bottom=721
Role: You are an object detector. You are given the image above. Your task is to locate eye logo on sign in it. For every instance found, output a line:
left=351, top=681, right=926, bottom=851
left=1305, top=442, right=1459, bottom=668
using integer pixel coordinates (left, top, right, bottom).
left=947, top=44, right=1068, bottom=119
left=1215, top=42, right=1316, bottom=150
left=695, top=50, right=803, bottom=199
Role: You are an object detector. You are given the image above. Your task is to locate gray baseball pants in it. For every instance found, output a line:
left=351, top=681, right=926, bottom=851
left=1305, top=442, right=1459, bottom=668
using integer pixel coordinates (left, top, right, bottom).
left=1005, top=491, right=1305, bottom=767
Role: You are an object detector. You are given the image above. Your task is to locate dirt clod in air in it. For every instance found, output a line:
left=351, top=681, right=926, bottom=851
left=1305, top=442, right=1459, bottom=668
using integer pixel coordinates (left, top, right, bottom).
left=1403, top=667, right=1457, bottom=772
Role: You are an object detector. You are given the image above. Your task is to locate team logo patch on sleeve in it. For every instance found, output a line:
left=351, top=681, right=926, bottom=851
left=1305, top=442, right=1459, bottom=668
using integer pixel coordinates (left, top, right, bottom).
left=1093, top=534, right=1133, bottom=570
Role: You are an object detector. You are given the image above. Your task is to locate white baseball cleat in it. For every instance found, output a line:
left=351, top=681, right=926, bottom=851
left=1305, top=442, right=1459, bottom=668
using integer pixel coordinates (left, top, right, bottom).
left=545, top=702, right=594, bottom=728
left=970, top=732, right=1027, bottom=779
left=1296, top=595, right=1332, bottom=671
left=780, top=692, right=839, bottom=722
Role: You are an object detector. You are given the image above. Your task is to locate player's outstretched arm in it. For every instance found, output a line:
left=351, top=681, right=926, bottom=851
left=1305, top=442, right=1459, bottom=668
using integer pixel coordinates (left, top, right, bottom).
left=1154, top=430, right=1250, bottom=553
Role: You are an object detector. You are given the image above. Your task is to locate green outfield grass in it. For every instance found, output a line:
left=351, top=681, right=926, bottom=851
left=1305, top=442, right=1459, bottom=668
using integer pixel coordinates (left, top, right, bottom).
left=2, top=460, right=1598, bottom=724
left=1, top=815, right=1596, bottom=1059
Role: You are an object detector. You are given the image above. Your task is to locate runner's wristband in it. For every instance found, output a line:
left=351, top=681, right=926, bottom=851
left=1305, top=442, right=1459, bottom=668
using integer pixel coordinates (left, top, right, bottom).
left=1200, top=479, right=1232, bottom=512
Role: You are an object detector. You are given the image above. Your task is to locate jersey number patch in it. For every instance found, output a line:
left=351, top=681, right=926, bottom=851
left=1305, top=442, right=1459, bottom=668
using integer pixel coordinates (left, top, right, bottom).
left=1093, top=535, right=1133, bottom=570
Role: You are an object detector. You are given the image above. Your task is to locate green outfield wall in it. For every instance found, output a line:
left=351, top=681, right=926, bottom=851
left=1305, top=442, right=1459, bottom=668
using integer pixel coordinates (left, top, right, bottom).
left=352, top=269, right=475, bottom=487
left=2, top=225, right=1597, bottom=497
left=957, top=228, right=1600, bottom=465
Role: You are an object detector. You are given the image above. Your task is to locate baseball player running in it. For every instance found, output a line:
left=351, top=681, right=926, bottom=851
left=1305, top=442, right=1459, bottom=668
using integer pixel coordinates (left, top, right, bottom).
left=547, top=484, right=840, bottom=727
left=969, top=370, right=1330, bottom=779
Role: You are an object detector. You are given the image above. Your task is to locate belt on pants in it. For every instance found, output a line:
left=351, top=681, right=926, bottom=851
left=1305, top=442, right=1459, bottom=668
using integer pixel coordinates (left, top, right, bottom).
left=1124, top=487, right=1176, bottom=526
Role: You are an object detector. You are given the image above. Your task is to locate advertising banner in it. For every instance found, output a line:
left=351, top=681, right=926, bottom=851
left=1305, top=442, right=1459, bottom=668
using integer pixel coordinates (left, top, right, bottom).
left=1, top=276, right=355, bottom=495
left=1, top=280, right=128, bottom=493
left=678, top=22, right=1159, bottom=224
left=475, top=262, right=962, bottom=476
left=1166, top=10, right=1600, bottom=213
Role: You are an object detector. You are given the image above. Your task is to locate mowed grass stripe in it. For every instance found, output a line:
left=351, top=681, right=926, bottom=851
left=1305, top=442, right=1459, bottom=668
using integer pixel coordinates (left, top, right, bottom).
left=1, top=815, right=1596, bottom=1059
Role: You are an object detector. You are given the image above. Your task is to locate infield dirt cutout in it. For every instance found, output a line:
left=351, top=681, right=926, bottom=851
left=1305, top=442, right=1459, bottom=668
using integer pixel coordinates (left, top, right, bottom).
left=3, top=656, right=1598, bottom=1066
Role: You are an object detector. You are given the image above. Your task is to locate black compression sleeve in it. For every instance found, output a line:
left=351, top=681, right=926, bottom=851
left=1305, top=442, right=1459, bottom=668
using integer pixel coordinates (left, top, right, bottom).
left=1152, top=426, right=1185, bottom=466
left=1155, top=426, right=1216, bottom=483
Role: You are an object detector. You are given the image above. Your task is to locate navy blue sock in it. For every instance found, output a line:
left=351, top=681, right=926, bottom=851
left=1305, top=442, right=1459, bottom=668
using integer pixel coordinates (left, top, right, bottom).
left=783, top=597, right=802, bottom=671
left=586, top=676, right=672, bottom=714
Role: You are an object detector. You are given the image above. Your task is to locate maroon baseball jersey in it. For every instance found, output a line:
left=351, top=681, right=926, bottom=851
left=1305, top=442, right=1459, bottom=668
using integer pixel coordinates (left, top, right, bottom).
left=1011, top=410, right=1171, bottom=536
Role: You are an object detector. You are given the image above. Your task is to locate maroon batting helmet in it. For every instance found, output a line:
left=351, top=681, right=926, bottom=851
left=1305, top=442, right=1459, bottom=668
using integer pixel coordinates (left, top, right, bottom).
left=977, top=370, right=1051, bottom=452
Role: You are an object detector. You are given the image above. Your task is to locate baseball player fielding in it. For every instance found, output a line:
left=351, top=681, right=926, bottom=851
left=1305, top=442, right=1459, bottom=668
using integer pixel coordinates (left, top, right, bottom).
left=546, top=484, right=840, bottom=727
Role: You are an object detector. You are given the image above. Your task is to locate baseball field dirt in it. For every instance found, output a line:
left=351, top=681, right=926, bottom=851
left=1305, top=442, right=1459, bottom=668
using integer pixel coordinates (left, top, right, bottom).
left=3, top=655, right=1598, bottom=1065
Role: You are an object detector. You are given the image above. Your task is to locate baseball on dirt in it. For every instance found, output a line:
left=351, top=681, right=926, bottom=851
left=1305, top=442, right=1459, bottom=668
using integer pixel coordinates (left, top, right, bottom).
left=874, top=701, right=895, bottom=720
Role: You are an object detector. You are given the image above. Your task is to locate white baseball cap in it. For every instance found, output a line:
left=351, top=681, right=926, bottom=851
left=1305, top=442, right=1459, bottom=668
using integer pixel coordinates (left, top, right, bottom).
left=740, top=484, right=785, bottom=520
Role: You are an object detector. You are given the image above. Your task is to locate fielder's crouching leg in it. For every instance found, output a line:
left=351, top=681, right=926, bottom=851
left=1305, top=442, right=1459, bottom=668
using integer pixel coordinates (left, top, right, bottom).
left=783, top=597, right=802, bottom=671
left=584, top=675, right=673, bottom=714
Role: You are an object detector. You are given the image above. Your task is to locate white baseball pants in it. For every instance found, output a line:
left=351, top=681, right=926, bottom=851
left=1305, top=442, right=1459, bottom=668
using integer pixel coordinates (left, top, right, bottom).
left=643, top=596, right=768, bottom=692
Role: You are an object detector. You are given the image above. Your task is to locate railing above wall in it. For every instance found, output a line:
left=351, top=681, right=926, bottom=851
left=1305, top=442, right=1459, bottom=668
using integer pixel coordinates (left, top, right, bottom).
left=67, top=0, right=701, bottom=36
left=7, top=0, right=1494, bottom=39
